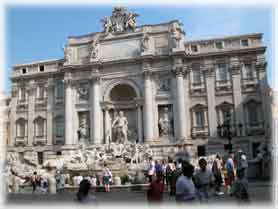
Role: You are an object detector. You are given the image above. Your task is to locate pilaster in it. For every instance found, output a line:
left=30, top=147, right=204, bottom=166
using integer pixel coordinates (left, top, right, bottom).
left=27, top=80, right=36, bottom=146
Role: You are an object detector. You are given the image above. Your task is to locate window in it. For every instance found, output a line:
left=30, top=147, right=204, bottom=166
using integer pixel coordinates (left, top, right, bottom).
left=217, top=63, right=229, bottom=81
left=38, top=152, right=43, bottom=165
left=56, top=80, right=64, bottom=98
left=22, top=68, right=27, bottom=74
left=244, top=63, right=254, bottom=79
left=195, top=111, right=205, bottom=127
left=35, top=117, right=45, bottom=137
left=37, top=85, right=45, bottom=99
left=215, top=41, right=224, bottom=49
left=56, top=151, right=62, bottom=156
left=241, top=39, right=249, bottom=47
left=19, top=87, right=26, bottom=102
left=191, top=45, right=198, bottom=52
left=248, top=103, right=259, bottom=125
left=55, top=116, right=64, bottom=137
left=193, top=70, right=202, bottom=84
left=39, top=65, right=45, bottom=72
left=197, top=145, right=206, bottom=157
left=16, top=118, right=26, bottom=137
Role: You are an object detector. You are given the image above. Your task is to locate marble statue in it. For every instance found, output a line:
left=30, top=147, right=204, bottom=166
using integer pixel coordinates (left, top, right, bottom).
left=125, top=12, right=138, bottom=31
left=101, top=16, right=113, bottom=34
left=159, top=107, right=172, bottom=136
left=78, top=112, right=89, bottom=140
left=171, top=22, right=183, bottom=49
left=141, top=33, right=150, bottom=52
left=63, top=44, right=72, bottom=64
left=112, top=111, right=129, bottom=143
left=90, top=40, right=99, bottom=61
left=101, top=7, right=138, bottom=34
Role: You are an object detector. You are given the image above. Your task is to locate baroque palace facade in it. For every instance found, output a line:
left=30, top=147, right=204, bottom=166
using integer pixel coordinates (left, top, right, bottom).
left=5, top=7, right=272, bottom=165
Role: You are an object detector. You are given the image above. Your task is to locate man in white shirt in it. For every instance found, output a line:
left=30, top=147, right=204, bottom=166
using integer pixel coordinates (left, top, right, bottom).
left=194, top=158, right=215, bottom=202
left=176, top=163, right=196, bottom=202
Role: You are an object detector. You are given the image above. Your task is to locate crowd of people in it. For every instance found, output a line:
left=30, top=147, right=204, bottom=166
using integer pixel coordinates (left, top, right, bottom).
left=147, top=151, right=250, bottom=204
left=27, top=150, right=250, bottom=204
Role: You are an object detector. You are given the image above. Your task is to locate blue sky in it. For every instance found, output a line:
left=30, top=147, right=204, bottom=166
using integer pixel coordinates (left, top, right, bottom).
left=5, top=5, right=273, bottom=94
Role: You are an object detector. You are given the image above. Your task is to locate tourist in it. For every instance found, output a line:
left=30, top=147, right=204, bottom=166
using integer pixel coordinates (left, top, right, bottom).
left=175, top=163, right=196, bottom=202
left=90, top=175, right=97, bottom=192
left=103, top=163, right=112, bottom=192
left=225, top=153, right=235, bottom=194
left=155, top=160, right=163, bottom=175
left=169, top=161, right=178, bottom=196
left=161, top=159, right=167, bottom=186
left=212, top=154, right=224, bottom=195
left=148, top=157, right=155, bottom=183
left=230, top=169, right=249, bottom=203
left=166, top=158, right=175, bottom=191
left=75, top=179, right=96, bottom=203
left=40, top=177, right=48, bottom=193
left=193, top=158, right=215, bottom=202
left=147, top=171, right=164, bottom=203
left=237, top=151, right=248, bottom=180
left=76, top=173, right=83, bottom=186
left=31, top=171, right=38, bottom=193
left=176, top=158, right=183, bottom=176
left=55, top=170, right=65, bottom=193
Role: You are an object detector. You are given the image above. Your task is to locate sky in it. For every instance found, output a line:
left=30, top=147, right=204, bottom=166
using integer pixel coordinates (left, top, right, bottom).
left=5, top=5, right=273, bottom=94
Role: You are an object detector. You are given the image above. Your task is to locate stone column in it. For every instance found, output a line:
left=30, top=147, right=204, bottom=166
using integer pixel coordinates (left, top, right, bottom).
left=104, top=107, right=111, bottom=144
left=64, top=73, right=74, bottom=145
left=46, top=79, right=54, bottom=146
left=27, top=80, right=36, bottom=146
left=205, top=67, right=217, bottom=137
left=184, top=70, right=190, bottom=138
left=90, top=71, right=102, bottom=144
left=9, top=85, right=17, bottom=146
left=257, top=61, right=268, bottom=129
left=231, top=63, right=245, bottom=136
left=143, top=65, right=154, bottom=142
left=172, top=58, right=187, bottom=140
left=137, top=105, right=143, bottom=143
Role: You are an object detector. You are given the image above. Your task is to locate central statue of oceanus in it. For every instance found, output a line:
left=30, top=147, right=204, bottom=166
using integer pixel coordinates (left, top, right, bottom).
left=112, top=111, right=129, bottom=144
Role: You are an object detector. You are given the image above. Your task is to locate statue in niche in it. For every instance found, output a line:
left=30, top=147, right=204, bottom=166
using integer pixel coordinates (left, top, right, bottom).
left=77, top=113, right=89, bottom=140
left=112, top=111, right=129, bottom=144
left=90, top=40, right=99, bottom=61
left=77, top=84, right=89, bottom=101
left=141, top=33, right=150, bottom=53
left=171, top=22, right=183, bottom=49
left=159, top=107, right=172, bottom=136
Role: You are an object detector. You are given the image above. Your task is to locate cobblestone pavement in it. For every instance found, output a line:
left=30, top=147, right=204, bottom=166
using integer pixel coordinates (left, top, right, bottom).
left=4, top=180, right=275, bottom=206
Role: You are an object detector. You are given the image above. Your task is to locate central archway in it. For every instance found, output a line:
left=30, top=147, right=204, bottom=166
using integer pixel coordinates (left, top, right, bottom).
left=109, top=84, right=137, bottom=101
left=102, top=80, right=142, bottom=144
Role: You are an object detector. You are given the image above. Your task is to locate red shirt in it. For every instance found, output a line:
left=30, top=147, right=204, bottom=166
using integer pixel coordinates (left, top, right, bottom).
left=148, top=180, right=164, bottom=202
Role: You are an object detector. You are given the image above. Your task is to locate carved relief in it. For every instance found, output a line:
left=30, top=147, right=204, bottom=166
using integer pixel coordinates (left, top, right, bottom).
left=157, top=78, right=171, bottom=92
left=77, top=83, right=89, bottom=101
